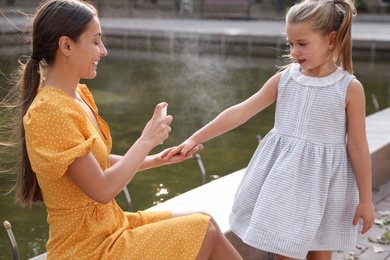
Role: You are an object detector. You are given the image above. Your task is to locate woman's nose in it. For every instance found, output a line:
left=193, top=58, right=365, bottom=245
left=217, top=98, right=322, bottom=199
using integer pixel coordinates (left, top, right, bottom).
left=100, top=43, right=108, bottom=57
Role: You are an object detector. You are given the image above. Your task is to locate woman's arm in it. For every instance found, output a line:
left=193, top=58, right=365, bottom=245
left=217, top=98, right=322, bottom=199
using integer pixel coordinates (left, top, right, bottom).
left=346, top=79, right=375, bottom=234
left=66, top=103, right=172, bottom=204
left=110, top=144, right=203, bottom=171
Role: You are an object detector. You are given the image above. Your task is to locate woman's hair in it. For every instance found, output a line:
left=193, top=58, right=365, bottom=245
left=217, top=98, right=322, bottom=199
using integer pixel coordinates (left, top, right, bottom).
left=1, top=0, right=96, bottom=207
left=285, top=0, right=356, bottom=74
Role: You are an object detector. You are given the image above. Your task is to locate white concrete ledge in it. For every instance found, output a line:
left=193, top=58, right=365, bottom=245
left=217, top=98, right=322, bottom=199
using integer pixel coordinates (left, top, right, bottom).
left=367, top=107, right=390, bottom=191
left=366, top=107, right=390, bottom=153
left=147, top=169, right=245, bottom=234
left=30, top=253, right=46, bottom=260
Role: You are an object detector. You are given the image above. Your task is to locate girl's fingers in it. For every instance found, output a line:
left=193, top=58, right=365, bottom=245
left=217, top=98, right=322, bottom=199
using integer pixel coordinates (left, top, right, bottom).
left=187, top=144, right=204, bottom=155
left=160, top=148, right=174, bottom=158
left=181, top=145, right=194, bottom=156
left=165, top=146, right=183, bottom=159
left=362, top=219, right=374, bottom=234
left=352, top=216, right=359, bottom=226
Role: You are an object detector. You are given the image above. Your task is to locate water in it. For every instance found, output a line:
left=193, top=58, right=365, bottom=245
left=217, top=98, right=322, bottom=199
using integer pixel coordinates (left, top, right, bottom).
left=0, top=48, right=389, bottom=259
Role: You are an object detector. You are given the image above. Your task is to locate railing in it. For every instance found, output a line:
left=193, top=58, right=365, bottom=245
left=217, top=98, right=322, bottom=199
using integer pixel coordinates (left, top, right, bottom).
left=2, top=221, right=19, bottom=260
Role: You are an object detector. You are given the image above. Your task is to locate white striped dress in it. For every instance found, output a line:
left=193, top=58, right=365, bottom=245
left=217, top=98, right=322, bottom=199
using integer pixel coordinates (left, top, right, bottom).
left=229, top=63, right=359, bottom=259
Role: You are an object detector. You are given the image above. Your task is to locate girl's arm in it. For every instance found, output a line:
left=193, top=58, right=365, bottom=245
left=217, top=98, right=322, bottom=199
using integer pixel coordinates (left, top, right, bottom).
left=346, top=79, right=375, bottom=234
left=165, top=72, right=281, bottom=158
left=66, top=103, right=173, bottom=204
left=109, top=144, right=203, bottom=170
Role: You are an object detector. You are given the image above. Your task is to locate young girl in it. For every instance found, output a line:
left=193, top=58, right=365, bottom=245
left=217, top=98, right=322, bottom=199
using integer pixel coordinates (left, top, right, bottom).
left=0, top=0, right=242, bottom=259
left=165, top=0, right=375, bottom=259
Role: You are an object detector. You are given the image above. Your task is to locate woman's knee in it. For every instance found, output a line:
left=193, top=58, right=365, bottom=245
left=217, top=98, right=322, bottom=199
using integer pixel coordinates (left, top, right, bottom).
left=204, top=221, right=217, bottom=243
left=196, top=221, right=217, bottom=260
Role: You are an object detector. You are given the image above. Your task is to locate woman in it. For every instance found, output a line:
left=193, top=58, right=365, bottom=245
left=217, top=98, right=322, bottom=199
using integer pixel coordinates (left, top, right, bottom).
left=2, top=0, right=242, bottom=259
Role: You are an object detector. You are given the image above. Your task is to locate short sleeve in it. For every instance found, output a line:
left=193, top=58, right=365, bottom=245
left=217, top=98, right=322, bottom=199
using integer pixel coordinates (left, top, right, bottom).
left=24, top=89, right=96, bottom=181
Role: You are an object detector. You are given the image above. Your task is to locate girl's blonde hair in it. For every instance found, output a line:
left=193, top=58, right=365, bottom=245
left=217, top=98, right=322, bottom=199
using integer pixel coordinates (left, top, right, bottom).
left=285, top=0, right=357, bottom=74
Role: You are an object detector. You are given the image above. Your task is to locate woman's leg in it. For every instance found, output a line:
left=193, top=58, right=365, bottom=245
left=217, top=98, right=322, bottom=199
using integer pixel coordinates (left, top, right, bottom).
left=196, top=219, right=216, bottom=259
left=172, top=211, right=242, bottom=260
left=206, top=216, right=242, bottom=260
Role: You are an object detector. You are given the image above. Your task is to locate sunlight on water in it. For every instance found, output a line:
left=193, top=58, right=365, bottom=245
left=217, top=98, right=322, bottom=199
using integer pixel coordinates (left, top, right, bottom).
left=153, top=184, right=170, bottom=205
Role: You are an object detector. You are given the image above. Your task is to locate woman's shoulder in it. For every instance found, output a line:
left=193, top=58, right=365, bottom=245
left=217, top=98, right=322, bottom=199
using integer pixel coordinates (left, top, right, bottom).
left=25, top=87, right=84, bottom=123
left=34, top=86, right=75, bottom=106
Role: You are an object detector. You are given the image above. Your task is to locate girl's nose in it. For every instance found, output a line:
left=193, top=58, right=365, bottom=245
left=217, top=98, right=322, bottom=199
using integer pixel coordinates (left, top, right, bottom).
left=290, top=46, right=298, bottom=57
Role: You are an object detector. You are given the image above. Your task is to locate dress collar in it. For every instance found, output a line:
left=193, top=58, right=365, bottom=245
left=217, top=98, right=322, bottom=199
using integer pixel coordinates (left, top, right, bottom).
left=290, top=63, right=347, bottom=87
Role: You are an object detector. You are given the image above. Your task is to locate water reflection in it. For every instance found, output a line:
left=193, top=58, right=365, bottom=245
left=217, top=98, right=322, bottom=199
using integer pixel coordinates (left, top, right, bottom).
left=0, top=49, right=389, bottom=259
left=154, top=183, right=169, bottom=205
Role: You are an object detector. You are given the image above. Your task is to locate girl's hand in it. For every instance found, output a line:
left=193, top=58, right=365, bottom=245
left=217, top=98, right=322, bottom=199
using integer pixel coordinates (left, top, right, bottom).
left=353, top=201, right=375, bottom=234
left=140, top=103, right=173, bottom=148
left=160, top=144, right=204, bottom=164
left=162, top=138, right=200, bottom=160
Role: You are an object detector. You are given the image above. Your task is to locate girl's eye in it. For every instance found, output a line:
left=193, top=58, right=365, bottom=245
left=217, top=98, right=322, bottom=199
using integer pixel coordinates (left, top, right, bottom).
left=299, top=43, right=307, bottom=46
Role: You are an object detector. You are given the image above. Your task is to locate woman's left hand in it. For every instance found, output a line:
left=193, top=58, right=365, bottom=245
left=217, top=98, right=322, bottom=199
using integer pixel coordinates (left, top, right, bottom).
left=159, top=144, right=204, bottom=164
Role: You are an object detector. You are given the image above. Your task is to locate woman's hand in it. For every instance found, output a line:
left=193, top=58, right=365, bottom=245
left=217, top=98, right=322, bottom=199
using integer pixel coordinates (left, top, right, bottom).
left=140, top=103, right=173, bottom=148
left=162, top=138, right=200, bottom=160
left=160, top=143, right=204, bottom=164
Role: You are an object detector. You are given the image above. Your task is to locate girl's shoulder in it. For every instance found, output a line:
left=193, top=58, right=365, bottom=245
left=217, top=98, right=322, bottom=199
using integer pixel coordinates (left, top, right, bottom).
left=347, top=78, right=364, bottom=97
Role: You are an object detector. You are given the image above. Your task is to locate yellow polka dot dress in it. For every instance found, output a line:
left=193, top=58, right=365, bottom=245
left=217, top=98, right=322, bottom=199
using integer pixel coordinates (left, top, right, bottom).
left=24, top=85, right=210, bottom=260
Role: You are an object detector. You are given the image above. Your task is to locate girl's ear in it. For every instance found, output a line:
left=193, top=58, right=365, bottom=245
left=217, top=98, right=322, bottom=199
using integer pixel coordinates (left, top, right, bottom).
left=58, top=36, right=72, bottom=57
left=328, top=31, right=338, bottom=49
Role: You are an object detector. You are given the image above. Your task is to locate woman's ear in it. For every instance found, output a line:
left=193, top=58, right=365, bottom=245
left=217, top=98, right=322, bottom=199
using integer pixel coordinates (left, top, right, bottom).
left=58, top=36, right=72, bottom=57
left=328, top=31, right=338, bottom=49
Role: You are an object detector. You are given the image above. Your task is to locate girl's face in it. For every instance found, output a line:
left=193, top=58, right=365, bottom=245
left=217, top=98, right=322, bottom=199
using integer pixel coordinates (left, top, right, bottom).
left=286, top=22, right=336, bottom=77
left=69, top=16, right=108, bottom=79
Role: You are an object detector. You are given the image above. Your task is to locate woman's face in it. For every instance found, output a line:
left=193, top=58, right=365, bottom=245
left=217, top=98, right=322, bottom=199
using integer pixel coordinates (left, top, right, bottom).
left=69, top=15, right=108, bottom=79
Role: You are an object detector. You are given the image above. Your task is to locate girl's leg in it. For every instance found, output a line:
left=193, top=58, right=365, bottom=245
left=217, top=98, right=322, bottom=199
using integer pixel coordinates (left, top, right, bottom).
left=306, top=251, right=332, bottom=260
left=172, top=211, right=242, bottom=260
left=276, top=251, right=332, bottom=260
